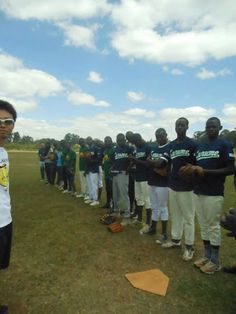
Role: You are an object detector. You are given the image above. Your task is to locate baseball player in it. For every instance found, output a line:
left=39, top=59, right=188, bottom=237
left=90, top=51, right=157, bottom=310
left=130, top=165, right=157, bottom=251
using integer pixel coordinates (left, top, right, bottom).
left=162, top=117, right=198, bottom=262
left=180, top=117, right=235, bottom=274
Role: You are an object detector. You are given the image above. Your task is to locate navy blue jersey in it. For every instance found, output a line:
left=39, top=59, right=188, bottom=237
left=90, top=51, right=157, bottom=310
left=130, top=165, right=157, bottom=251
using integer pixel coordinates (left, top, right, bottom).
left=134, top=143, right=150, bottom=182
left=147, top=143, right=170, bottom=187
left=194, top=138, right=235, bottom=196
left=111, top=145, right=134, bottom=171
left=86, top=145, right=99, bottom=173
left=169, top=137, right=198, bottom=191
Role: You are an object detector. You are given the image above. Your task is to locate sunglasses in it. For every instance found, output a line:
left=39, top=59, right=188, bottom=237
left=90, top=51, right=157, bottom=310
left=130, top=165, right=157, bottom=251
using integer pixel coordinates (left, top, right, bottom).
left=0, top=118, right=15, bottom=126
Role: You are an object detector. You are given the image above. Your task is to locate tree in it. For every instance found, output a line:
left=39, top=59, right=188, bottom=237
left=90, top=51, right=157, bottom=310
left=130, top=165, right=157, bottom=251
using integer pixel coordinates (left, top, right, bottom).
left=12, top=131, right=21, bottom=143
left=64, top=133, right=80, bottom=144
left=21, top=135, right=34, bottom=144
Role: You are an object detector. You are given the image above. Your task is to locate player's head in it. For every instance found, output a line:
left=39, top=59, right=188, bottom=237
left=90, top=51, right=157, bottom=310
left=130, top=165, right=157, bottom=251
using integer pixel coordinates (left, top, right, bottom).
left=0, top=100, right=17, bottom=142
left=125, top=131, right=134, bottom=143
left=104, top=136, right=112, bottom=147
left=132, top=133, right=143, bottom=147
left=175, top=117, right=189, bottom=137
left=155, top=128, right=168, bottom=146
left=94, top=138, right=104, bottom=148
left=0, top=99, right=17, bottom=121
left=86, top=136, right=93, bottom=146
left=116, top=133, right=126, bottom=147
left=205, top=117, right=222, bottom=139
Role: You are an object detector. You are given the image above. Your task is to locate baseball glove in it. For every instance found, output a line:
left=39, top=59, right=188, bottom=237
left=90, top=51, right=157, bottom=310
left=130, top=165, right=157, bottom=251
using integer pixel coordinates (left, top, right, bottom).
left=220, top=208, right=236, bottom=238
left=100, top=214, right=116, bottom=225
left=107, top=222, right=124, bottom=233
left=179, top=163, right=204, bottom=178
left=153, top=166, right=168, bottom=177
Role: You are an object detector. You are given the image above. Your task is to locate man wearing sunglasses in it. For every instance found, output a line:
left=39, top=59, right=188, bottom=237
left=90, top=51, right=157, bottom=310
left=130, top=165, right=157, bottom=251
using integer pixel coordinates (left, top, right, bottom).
left=0, top=99, right=17, bottom=314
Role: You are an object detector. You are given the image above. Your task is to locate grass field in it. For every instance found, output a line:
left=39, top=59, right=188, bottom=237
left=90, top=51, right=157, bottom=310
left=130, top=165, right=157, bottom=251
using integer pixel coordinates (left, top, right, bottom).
left=1, top=152, right=236, bottom=314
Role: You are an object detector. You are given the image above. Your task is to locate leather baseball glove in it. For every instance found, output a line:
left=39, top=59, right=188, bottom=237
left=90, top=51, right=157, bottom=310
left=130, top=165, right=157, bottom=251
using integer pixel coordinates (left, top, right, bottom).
left=179, top=163, right=204, bottom=178
left=107, top=223, right=124, bottom=233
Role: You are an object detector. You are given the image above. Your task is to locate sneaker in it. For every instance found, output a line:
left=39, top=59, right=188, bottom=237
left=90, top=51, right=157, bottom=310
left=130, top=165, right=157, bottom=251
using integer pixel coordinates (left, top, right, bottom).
left=156, top=234, right=167, bottom=245
left=62, top=189, right=69, bottom=194
left=84, top=196, right=90, bottom=200
left=139, top=224, right=150, bottom=235
left=110, top=211, right=121, bottom=218
left=90, top=201, right=100, bottom=206
left=162, top=240, right=181, bottom=248
left=84, top=199, right=92, bottom=204
left=121, top=218, right=131, bottom=226
left=141, top=227, right=156, bottom=235
left=77, top=193, right=84, bottom=198
left=200, top=261, right=221, bottom=275
left=132, top=218, right=143, bottom=225
left=194, top=257, right=209, bottom=269
left=182, top=248, right=195, bottom=261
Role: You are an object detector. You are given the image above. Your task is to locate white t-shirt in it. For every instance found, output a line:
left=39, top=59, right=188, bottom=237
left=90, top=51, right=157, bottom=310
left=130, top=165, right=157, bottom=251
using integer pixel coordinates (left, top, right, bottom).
left=0, top=147, right=12, bottom=228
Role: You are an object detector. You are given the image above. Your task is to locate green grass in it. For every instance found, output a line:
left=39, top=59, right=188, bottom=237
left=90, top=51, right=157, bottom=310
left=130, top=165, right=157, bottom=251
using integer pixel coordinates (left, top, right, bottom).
left=1, top=152, right=236, bottom=313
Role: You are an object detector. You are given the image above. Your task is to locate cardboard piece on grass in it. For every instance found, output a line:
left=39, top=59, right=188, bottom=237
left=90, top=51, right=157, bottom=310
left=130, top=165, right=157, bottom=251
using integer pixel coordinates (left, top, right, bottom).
left=125, top=268, right=169, bottom=296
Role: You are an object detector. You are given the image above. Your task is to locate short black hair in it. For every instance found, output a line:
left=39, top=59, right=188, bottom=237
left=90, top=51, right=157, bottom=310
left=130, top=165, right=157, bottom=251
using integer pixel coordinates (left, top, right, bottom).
left=155, top=128, right=167, bottom=136
left=0, top=99, right=17, bottom=121
left=206, top=117, right=221, bottom=126
left=176, top=117, right=189, bottom=126
left=132, top=133, right=142, bottom=142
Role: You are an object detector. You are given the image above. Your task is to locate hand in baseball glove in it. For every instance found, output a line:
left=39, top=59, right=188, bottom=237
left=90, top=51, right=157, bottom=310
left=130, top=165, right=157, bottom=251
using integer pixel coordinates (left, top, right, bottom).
left=153, top=166, right=168, bottom=177
left=179, top=163, right=204, bottom=178
left=220, top=208, right=236, bottom=238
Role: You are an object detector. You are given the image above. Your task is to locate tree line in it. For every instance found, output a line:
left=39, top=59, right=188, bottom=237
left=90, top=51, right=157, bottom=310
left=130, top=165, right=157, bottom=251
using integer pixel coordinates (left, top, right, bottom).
left=5, top=128, right=236, bottom=150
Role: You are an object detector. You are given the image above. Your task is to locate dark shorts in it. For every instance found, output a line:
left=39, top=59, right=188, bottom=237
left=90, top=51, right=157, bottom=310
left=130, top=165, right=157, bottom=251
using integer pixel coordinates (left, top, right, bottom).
left=0, top=223, right=12, bottom=269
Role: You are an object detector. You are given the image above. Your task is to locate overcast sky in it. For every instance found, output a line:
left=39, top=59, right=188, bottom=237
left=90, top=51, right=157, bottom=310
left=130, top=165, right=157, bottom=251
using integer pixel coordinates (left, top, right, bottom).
left=0, top=0, right=236, bottom=141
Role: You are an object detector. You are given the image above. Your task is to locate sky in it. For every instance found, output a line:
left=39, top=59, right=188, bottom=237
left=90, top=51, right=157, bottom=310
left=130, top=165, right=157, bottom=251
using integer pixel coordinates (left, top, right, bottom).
left=0, top=0, right=236, bottom=142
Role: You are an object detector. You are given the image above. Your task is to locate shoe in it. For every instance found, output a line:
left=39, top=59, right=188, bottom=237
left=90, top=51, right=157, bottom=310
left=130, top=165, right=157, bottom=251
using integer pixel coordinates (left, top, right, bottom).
left=84, top=196, right=90, bottom=200
left=90, top=201, right=99, bottom=206
left=222, top=265, right=236, bottom=274
left=84, top=199, right=92, bottom=204
left=121, top=218, right=131, bottom=226
left=182, top=248, right=195, bottom=261
left=162, top=240, right=181, bottom=248
left=132, top=219, right=143, bottom=225
left=131, top=213, right=138, bottom=219
left=0, top=305, right=8, bottom=314
left=194, top=257, right=209, bottom=269
left=141, top=227, right=156, bottom=235
left=62, top=189, right=68, bottom=194
left=200, top=261, right=221, bottom=275
left=139, top=224, right=150, bottom=235
left=77, top=193, right=84, bottom=198
left=110, top=211, right=121, bottom=218
left=156, top=234, right=167, bottom=245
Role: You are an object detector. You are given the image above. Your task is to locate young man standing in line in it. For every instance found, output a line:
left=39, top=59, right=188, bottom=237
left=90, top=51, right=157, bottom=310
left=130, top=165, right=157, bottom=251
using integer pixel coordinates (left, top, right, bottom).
left=77, top=138, right=88, bottom=199
left=129, top=133, right=152, bottom=233
left=162, top=117, right=198, bottom=262
left=180, top=117, right=235, bottom=274
left=38, top=143, right=46, bottom=182
left=102, top=136, right=115, bottom=211
left=0, top=99, right=17, bottom=314
left=144, top=128, right=170, bottom=244
left=110, top=133, right=134, bottom=225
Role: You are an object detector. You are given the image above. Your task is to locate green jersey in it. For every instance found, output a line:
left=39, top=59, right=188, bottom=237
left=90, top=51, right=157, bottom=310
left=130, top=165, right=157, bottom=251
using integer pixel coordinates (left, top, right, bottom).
left=102, top=145, right=116, bottom=179
left=78, top=146, right=87, bottom=171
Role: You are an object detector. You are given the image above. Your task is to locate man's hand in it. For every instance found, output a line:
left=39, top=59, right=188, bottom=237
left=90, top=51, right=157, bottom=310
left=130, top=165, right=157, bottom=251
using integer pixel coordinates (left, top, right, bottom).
left=179, top=163, right=204, bottom=178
